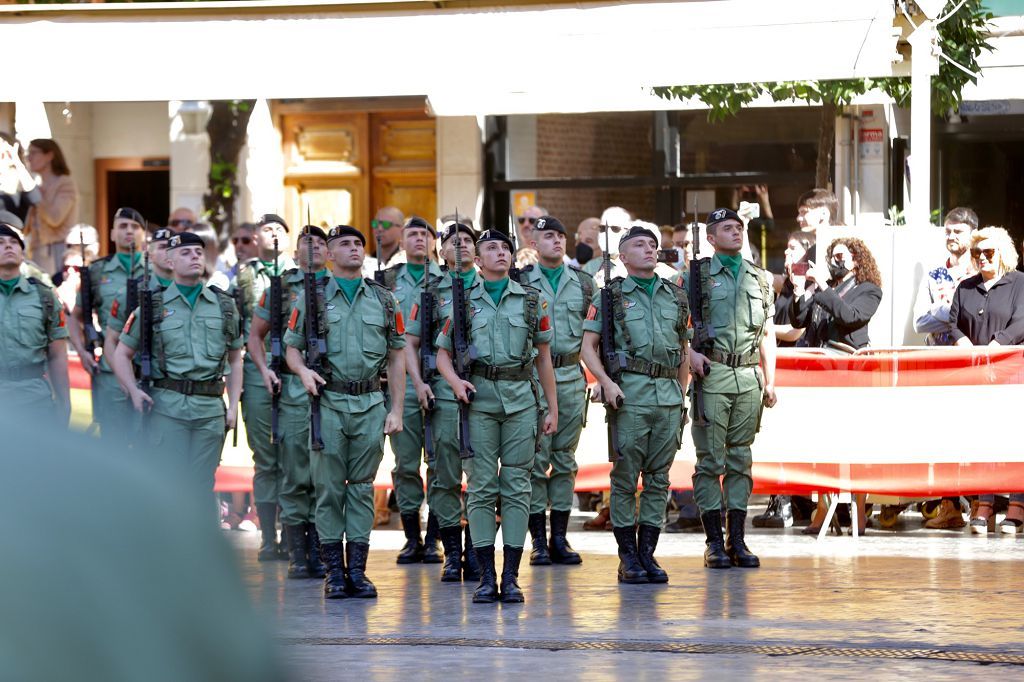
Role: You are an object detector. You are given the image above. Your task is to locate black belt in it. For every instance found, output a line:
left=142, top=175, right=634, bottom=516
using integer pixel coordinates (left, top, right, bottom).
left=322, top=376, right=381, bottom=396
left=622, top=358, right=679, bottom=379
left=551, top=351, right=581, bottom=368
left=470, top=363, right=533, bottom=382
left=153, top=378, right=225, bottom=397
left=709, top=349, right=760, bottom=368
left=0, top=364, right=46, bottom=381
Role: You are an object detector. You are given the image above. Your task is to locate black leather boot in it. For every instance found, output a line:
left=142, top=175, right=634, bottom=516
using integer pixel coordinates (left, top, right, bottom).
left=462, top=525, right=481, bottom=582
left=613, top=526, right=648, bottom=584
left=345, top=542, right=378, bottom=598
left=637, top=524, right=668, bottom=583
left=471, top=545, right=498, bottom=603
left=752, top=495, right=793, bottom=529
left=306, top=523, right=326, bottom=579
left=548, top=509, right=582, bottom=565
left=422, top=512, right=443, bottom=564
left=725, top=510, right=761, bottom=568
left=320, top=541, right=348, bottom=599
left=276, top=522, right=289, bottom=560
left=528, top=512, right=551, bottom=565
left=286, top=524, right=310, bottom=579
left=256, top=502, right=279, bottom=562
left=500, top=545, right=525, bottom=603
left=439, top=526, right=463, bottom=582
left=701, top=510, right=731, bottom=569
left=396, top=513, right=424, bottom=564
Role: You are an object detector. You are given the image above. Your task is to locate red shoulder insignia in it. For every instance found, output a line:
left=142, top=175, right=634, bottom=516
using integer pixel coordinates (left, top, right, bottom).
left=585, top=305, right=597, bottom=321
left=395, top=311, right=406, bottom=335
left=287, top=308, right=299, bottom=331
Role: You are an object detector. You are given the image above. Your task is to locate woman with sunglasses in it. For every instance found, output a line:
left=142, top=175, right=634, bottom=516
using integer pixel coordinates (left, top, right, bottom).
left=949, top=226, right=1024, bottom=535
left=790, top=237, right=882, bottom=535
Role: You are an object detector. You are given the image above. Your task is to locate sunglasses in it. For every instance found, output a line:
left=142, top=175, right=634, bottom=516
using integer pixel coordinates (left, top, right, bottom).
left=168, top=219, right=193, bottom=228
left=971, top=247, right=996, bottom=261
left=371, top=219, right=397, bottom=230
left=517, top=216, right=538, bottom=226
left=232, top=236, right=254, bottom=246
left=599, top=224, right=625, bottom=234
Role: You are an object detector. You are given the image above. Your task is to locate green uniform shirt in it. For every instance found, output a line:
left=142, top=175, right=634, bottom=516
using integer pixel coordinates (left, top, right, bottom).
left=683, top=256, right=773, bottom=394
left=582, top=276, right=686, bottom=407
left=119, top=282, right=243, bottom=418
left=0, top=275, right=68, bottom=402
left=105, top=273, right=170, bottom=333
left=283, top=277, right=405, bottom=413
left=387, top=261, right=444, bottom=397
left=79, top=254, right=146, bottom=371
left=254, top=268, right=309, bottom=407
left=521, top=263, right=592, bottom=384
left=234, top=256, right=295, bottom=338
left=406, top=269, right=467, bottom=403
left=436, top=277, right=553, bottom=414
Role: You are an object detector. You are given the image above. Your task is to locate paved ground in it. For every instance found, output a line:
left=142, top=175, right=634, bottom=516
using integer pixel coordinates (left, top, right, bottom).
left=234, top=507, right=1024, bottom=681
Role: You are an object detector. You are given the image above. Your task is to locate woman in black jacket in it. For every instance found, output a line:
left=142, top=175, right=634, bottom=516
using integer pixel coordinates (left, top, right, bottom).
left=789, top=237, right=883, bottom=535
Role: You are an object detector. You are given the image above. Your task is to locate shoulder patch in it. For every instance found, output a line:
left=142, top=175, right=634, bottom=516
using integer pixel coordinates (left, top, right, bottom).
left=123, top=311, right=135, bottom=334
left=539, top=315, right=551, bottom=332
left=586, top=305, right=597, bottom=321
left=288, top=307, right=299, bottom=331
left=110, top=298, right=120, bottom=319
left=395, top=311, right=406, bottom=335
left=58, top=308, right=66, bottom=328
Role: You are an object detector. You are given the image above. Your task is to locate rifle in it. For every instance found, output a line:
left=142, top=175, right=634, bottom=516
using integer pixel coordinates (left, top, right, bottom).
left=598, top=221, right=625, bottom=462
left=508, top=212, right=522, bottom=284
left=687, top=201, right=715, bottom=427
left=268, top=236, right=283, bottom=445
left=450, top=209, right=476, bottom=459
left=79, top=231, right=100, bottom=374
left=419, top=255, right=437, bottom=462
left=126, top=240, right=140, bottom=319
left=303, top=226, right=327, bottom=451
left=374, top=230, right=386, bottom=285
left=137, top=246, right=154, bottom=421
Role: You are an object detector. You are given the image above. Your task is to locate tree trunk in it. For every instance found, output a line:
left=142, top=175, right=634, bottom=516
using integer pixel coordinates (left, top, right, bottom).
left=815, top=100, right=837, bottom=189
left=203, top=100, right=256, bottom=243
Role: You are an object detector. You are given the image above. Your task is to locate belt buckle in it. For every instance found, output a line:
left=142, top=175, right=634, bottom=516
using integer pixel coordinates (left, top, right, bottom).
left=726, top=352, right=740, bottom=367
left=346, top=381, right=359, bottom=394
left=182, top=379, right=194, bottom=394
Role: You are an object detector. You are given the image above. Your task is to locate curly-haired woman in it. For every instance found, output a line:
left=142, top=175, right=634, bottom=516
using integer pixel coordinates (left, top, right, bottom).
left=949, top=226, right=1024, bottom=534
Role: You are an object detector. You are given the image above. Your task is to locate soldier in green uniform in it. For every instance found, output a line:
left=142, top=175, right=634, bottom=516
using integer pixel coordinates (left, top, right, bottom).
left=69, top=207, right=146, bottom=443
left=521, top=216, right=593, bottom=566
left=248, top=225, right=330, bottom=579
left=0, top=221, right=70, bottom=423
left=284, top=225, right=406, bottom=600
left=105, top=227, right=176, bottom=346
left=381, top=216, right=446, bottom=565
left=687, top=208, right=777, bottom=569
left=235, top=214, right=295, bottom=561
left=436, top=229, right=558, bottom=605
left=581, top=224, right=690, bottom=585
left=405, top=220, right=481, bottom=582
left=111, top=232, right=244, bottom=509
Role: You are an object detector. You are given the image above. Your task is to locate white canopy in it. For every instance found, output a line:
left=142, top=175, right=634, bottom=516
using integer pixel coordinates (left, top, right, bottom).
left=1, top=0, right=901, bottom=114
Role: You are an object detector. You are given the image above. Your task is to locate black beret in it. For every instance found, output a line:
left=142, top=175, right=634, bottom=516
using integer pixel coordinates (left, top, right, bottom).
left=706, top=208, right=742, bottom=227
left=256, top=213, right=289, bottom=232
left=114, top=207, right=147, bottom=228
left=533, top=215, right=566, bottom=235
left=151, top=228, right=176, bottom=243
left=476, top=229, right=514, bottom=250
left=404, top=216, right=437, bottom=238
left=167, top=231, right=205, bottom=250
left=0, top=223, right=25, bottom=249
left=441, top=222, right=476, bottom=244
left=619, top=225, right=660, bottom=246
left=298, top=225, right=329, bottom=242
left=327, top=225, right=365, bottom=246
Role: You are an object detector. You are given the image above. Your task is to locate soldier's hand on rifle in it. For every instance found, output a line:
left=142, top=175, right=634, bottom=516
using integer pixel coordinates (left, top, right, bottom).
left=128, top=386, right=153, bottom=413
left=384, top=410, right=403, bottom=435
left=81, top=352, right=97, bottom=375
left=600, top=379, right=625, bottom=410
left=414, top=381, right=435, bottom=410
left=299, top=367, right=326, bottom=396
left=226, top=404, right=238, bottom=430
left=542, top=410, right=558, bottom=435
left=689, top=348, right=711, bottom=377
left=260, top=367, right=281, bottom=394
left=452, top=379, right=476, bottom=404
left=763, top=384, right=777, bottom=408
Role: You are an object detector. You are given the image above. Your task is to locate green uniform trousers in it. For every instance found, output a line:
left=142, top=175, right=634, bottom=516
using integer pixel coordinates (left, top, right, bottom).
left=149, top=409, right=227, bottom=495
left=390, top=386, right=427, bottom=515
left=311, top=401, right=386, bottom=544
left=428, top=399, right=465, bottom=529
left=531, top=377, right=586, bottom=514
left=610, top=404, right=683, bottom=529
left=93, top=370, right=133, bottom=446
left=278, top=398, right=314, bottom=526
left=691, top=388, right=761, bottom=513
left=465, top=406, right=536, bottom=549
left=241, top=360, right=280, bottom=505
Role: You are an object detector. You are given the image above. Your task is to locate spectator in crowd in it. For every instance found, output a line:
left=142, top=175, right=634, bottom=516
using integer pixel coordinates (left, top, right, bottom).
left=515, top=204, right=546, bottom=268
left=167, top=207, right=197, bottom=230
left=1, top=134, right=41, bottom=224
left=796, top=188, right=841, bottom=233
left=372, top=205, right=406, bottom=266
left=571, top=216, right=601, bottom=267
left=188, top=222, right=231, bottom=289
left=583, top=206, right=631, bottom=277
left=791, top=237, right=882, bottom=535
left=223, top=222, right=258, bottom=279
left=670, top=222, right=693, bottom=271
left=949, top=226, right=1024, bottom=535
left=24, top=138, right=78, bottom=275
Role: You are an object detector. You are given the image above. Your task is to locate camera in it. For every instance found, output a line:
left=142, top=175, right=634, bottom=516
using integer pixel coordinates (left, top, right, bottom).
left=657, top=248, right=680, bottom=263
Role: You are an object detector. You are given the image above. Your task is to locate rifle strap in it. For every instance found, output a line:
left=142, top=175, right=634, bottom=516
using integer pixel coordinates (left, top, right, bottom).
left=608, top=278, right=633, bottom=353
left=152, top=287, right=166, bottom=377
left=365, top=277, right=399, bottom=357
left=698, top=258, right=714, bottom=346
left=575, top=268, right=595, bottom=316
left=26, top=277, right=54, bottom=338
left=754, top=267, right=772, bottom=352
left=521, top=286, right=540, bottom=363
left=664, top=278, right=690, bottom=343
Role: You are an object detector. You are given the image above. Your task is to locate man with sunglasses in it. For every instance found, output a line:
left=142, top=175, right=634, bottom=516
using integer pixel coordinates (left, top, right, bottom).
left=234, top=213, right=295, bottom=561
left=228, top=223, right=259, bottom=276
left=167, top=207, right=196, bottom=231
left=67, top=207, right=147, bottom=445
left=582, top=206, right=631, bottom=279
left=514, top=205, right=545, bottom=270
left=371, top=206, right=406, bottom=268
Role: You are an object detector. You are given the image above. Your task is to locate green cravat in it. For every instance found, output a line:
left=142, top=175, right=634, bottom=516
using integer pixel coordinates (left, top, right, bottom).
left=335, top=277, right=362, bottom=303
left=539, top=263, right=563, bottom=291
left=629, top=274, right=658, bottom=297
left=156, top=276, right=172, bottom=289
left=0, top=277, right=18, bottom=296
left=483, top=277, right=509, bottom=305
left=177, top=283, right=203, bottom=308
left=716, top=253, right=742, bottom=280
left=406, top=263, right=425, bottom=282
left=453, top=269, right=476, bottom=288
left=117, top=252, right=140, bottom=272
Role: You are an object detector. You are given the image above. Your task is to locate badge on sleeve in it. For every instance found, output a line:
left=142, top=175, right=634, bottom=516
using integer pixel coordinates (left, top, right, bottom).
left=288, top=308, right=299, bottom=331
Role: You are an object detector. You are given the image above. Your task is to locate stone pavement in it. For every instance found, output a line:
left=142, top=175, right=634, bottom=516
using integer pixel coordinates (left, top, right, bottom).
left=235, top=512, right=1024, bottom=681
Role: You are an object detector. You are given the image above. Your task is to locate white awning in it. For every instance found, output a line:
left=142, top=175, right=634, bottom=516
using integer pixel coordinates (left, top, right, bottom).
left=2, top=0, right=900, bottom=114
